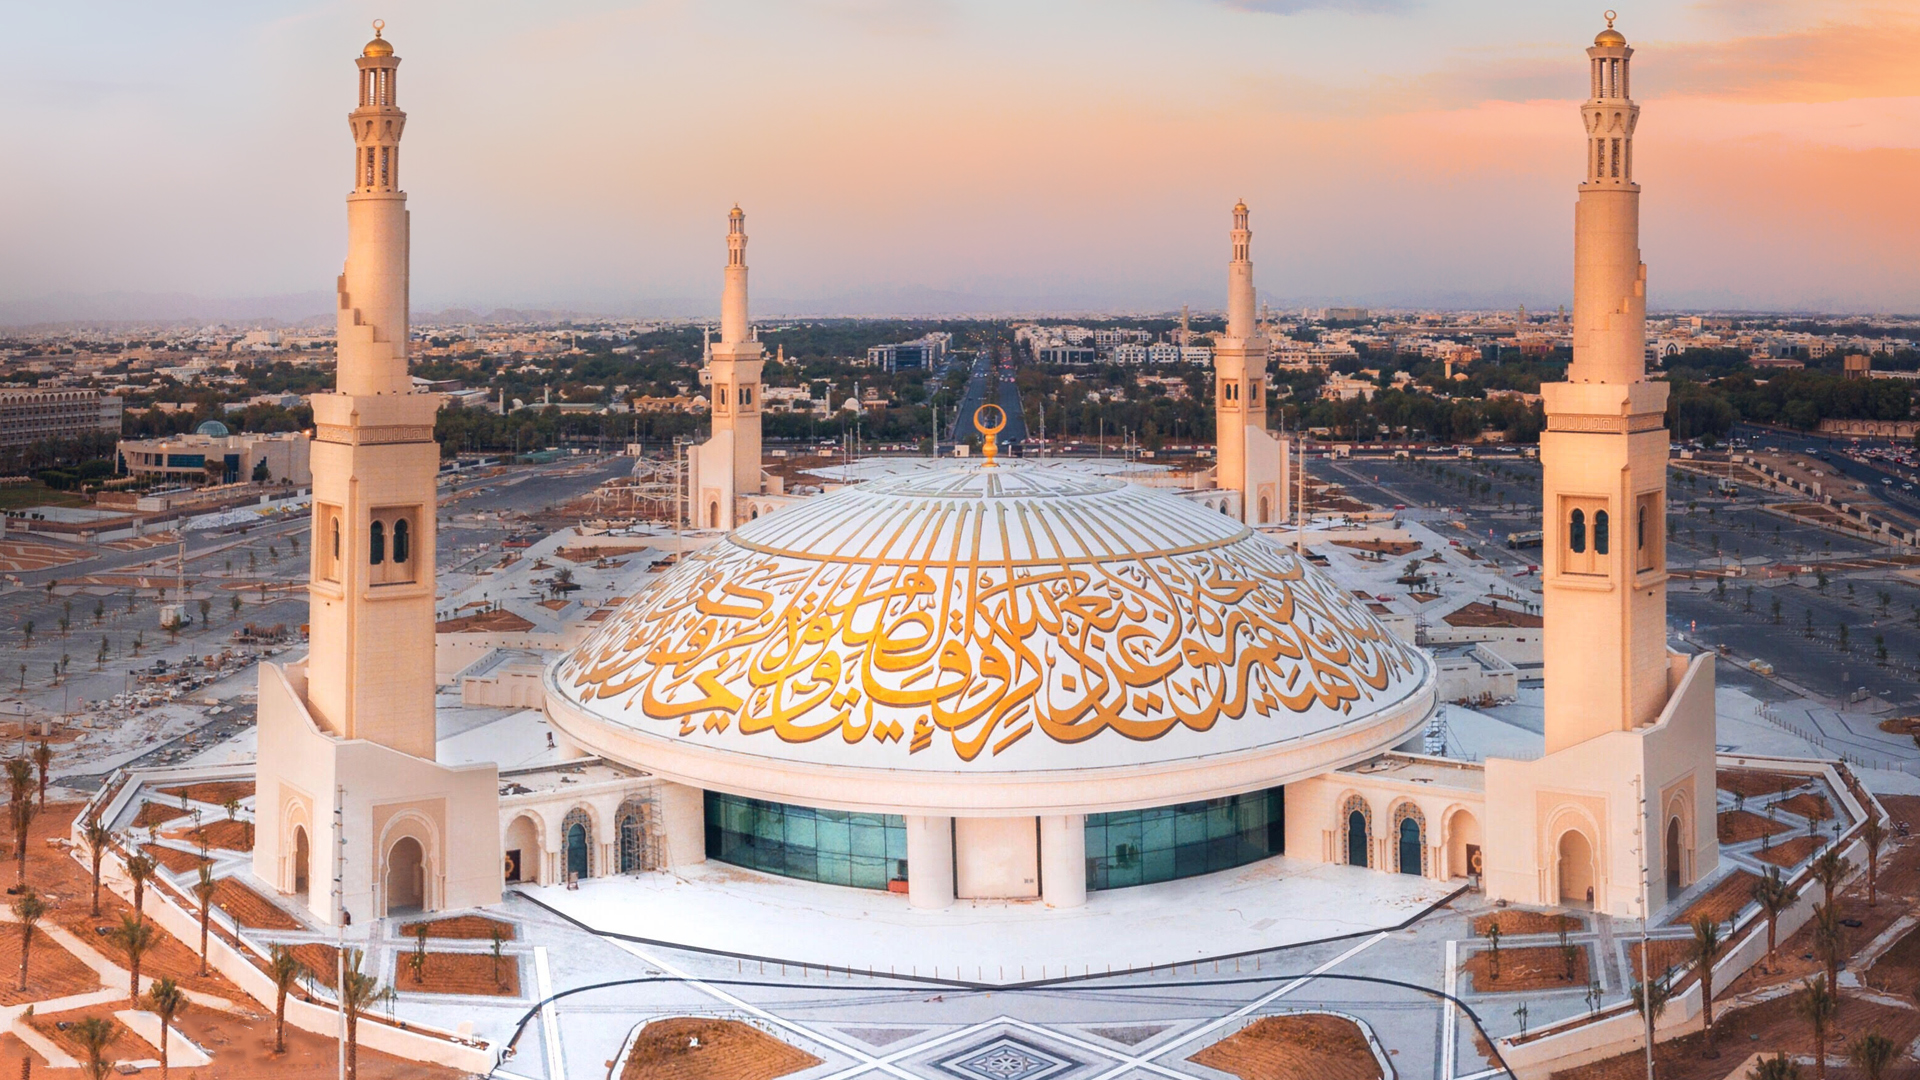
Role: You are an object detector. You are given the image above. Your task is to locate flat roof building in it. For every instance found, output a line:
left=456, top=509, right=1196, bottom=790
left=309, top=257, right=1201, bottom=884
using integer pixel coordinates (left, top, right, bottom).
left=117, top=424, right=311, bottom=486
left=0, top=389, right=122, bottom=450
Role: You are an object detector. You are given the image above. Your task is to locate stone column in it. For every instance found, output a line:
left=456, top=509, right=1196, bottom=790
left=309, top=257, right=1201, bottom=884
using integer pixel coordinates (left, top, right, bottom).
left=654, top=782, right=707, bottom=870
left=905, top=815, right=954, bottom=910
left=1039, top=814, right=1087, bottom=909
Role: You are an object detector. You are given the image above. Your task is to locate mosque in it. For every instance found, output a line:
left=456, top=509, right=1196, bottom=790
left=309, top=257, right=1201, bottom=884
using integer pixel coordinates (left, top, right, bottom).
left=253, top=17, right=1718, bottom=928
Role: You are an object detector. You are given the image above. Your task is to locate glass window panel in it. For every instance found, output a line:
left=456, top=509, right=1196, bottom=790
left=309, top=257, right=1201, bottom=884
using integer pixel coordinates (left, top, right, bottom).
left=850, top=822, right=887, bottom=858
left=785, top=813, right=816, bottom=849
left=815, top=817, right=851, bottom=855
left=1141, top=845, right=1177, bottom=884
left=850, top=856, right=888, bottom=890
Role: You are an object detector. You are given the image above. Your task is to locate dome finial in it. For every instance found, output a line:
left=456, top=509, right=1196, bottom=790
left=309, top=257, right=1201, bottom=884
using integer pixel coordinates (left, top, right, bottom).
left=373, top=18, right=385, bottom=37
left=1604, top=9, right=1616, bottom=27
left=974, top=404, right=1006, bottom=467
left=362, top=19, right=394, bottom=57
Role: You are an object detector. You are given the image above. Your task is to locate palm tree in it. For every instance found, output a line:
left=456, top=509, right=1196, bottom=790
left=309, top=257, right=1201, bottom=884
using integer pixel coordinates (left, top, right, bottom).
left=1860, top=815, right=1885, bottom=906
left=31, top=741, right=50, bottom=806
left=111, top=914, right=155, bottom=1003
left=6, top=759, right=35, bottom=886
left=71, top=1016, right=117, bottom=1080
left=83, top=818, right=112, bottom=916
left=12, top=888, right=44, bottom=991
left=144, top=976, right=188, bottom=1080
left=125, top=851, right=156, bottom=917
left=1690, top=915, right=1726, bottom=1058
left=1796, top=976, right=1838, bottom=1080
left=340, top=948, right=393, bottom=1080
left=192, top=865, right=218, bottom=975
left=19, top=621, right=31, bottom=649
left=1747, top=1052, right=1801, bottom=1079
left=1849, top=1032, right=1895, bottom=1080
left=1811, top=848, right=1849, bottom=911
left=1753, top=867, right=1797, bottom=973
left=1812, top=903, right=1846, bottom=1000
left=267, top=944, right=305, bottom=1054
left=1630, top=971, right=1675, bottom=1074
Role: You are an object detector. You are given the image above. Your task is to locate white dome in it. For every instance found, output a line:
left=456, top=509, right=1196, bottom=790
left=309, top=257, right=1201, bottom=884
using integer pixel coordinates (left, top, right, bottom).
left=546, top=461, right=1433, bottom=812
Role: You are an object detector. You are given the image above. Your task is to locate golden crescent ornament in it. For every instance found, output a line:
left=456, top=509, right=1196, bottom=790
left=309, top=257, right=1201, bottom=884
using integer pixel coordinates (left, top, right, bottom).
left=974, top=404, right=1006, bottom=467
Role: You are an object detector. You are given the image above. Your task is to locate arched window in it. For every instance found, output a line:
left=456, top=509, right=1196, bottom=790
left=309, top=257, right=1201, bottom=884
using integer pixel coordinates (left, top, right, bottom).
left=1593, top=510, right=1609, bottom=555
left=1636, top=505, right=1646, bottom=550
left=392, top=518, right=410, bottom=564
left=331, top=519, right=340, bottom=560
left=368, top=520, right=385, bottom=565
left=1569, top=508, right=1586, bottom=553
left=562, top=807, right=592, bottom=881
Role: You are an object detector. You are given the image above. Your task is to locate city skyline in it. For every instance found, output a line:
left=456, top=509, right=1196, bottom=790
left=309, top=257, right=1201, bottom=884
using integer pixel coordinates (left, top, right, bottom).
left=1, top=0, right=1914, bottom=323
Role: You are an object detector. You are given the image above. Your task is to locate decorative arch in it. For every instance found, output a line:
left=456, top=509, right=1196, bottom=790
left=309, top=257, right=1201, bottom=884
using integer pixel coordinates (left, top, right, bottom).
left=1339, top=793, right=1373, bottom=869
left=1663, top=787, right=1694, bottom=896
left=562, top=806, right=595, bottom=881
left=615, top=796, right=656, bottom=874
left=1441, top=804, right=1482, bottom=880
left=376, top=810, right=442, bottom=917
left=279, top=794, right=314, bottom=896
left=1390, top=801, right=1428, bottom=877
left=1545, top=804, right=1603, bottom=909
left=503, top=811, right=545, bottom=885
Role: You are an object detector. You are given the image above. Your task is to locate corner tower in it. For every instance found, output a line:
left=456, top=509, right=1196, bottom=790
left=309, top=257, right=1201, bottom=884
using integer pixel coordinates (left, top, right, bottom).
left=301, top=21, right=440, bottom=758
left=1213, top=201, right=1286, bottom=525
left=689, top=206, right=766, bottom=529
left=1540, top=15, right=1668, bottom=754
left=1484, top=16, right=1716, bottom=918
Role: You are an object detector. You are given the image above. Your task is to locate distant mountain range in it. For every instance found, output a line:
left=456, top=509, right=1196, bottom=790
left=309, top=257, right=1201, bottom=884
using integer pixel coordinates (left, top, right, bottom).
left=0, top=286, right=1882, bottom=331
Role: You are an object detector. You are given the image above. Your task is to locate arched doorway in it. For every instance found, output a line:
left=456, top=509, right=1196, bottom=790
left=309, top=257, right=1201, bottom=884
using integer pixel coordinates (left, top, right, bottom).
left=1557, top=830, right=1596, bottom=908
left=708, top=502, right=720, bottom=529
left=1398, top=817, right=1423, bottom=876
left=504, top=815, right=541, bottom=884
left=1665, top=816, right=1683, bottom=895
left=1258, top=496, right=1270, bottom=522
left=563, top=808, right=592, bottom=881
left=1347, top=809, right=1370, bottom=868
left=292, top=826, right=310, bottom=896
left=386, top=836, right=425, bottom=914
left=616, top=799, right=651, bottom=874
left=1445, top=809, right=1482, bottom=880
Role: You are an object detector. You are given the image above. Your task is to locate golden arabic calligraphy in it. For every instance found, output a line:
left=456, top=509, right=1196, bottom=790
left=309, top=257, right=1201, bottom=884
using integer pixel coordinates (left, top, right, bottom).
left=559, top=488, right=1420, bottom=764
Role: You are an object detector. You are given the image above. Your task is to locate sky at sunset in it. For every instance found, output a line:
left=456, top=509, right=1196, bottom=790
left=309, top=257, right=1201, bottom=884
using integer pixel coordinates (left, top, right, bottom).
left=0, top=0, right=1914, bottom=320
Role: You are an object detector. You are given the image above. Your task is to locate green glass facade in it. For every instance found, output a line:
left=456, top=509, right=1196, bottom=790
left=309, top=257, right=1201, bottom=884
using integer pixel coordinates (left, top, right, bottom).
left=704, top=792, right=908, bottom=890
left=1085, top=787, right=1285, bottom=891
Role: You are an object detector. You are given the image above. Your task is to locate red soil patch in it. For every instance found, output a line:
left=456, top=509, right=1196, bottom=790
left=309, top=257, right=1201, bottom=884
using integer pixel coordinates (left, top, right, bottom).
left=1626, top=938, right=1694, bottom=982
left=289, top=943, right=340, bottom=989
left=164, top=817, right=253, bottom=852
left=28, top=1007, right=146, bottom=1063
left=1189, top=1013, right=1382, bottom=1080
left=1332, top=539, right=1422, bottom=557
left=210, top=880, right=301, bottom=930
left=435, top=609, right=535, bottom=633
left=621, top=1017, right=822, bottom=1080
left=1754, top=835, right=1823, bottom=869
left=172, top=998, right=469, bottom=1078
left=1472, top=910, right=1586, bottom=937
left=1865, top=920, right=1920, bottom=998
left=0, top=923, right=102, bottom=1005
left=1716, top=770, right=1808, bottom=800
left=154, top=780, right=255, bottom=807
left=1443, top=601, right=1543, bottom=628
left=132, top=801, right=189, bottom=828
left=1677, top=870, right=1762, bottom=927
left=1717, top=810, right=1791, bottom=844
left=148, top=845, right=213, bottom=875
left=1465, top=944, right=1592, bottom=992
left=1777, top=792, right=1833, bottom=822
left=1550, top=988, right=1920, bottom=1080
left=1877, top=716, right=1920, bottom=736
left=399, top=914, right=514, bottom=941
left=396, top=951, right=519, bottom=996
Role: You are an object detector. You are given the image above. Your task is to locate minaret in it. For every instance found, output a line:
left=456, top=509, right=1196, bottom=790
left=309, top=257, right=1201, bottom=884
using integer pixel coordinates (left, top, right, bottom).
left=1539, top=15, right=1668, bottom=753
left=704, top=206, right=764, bottom=511
left=303, top=21, right=439, bottom=758
left=1214, top=201, right=1282, bottom=524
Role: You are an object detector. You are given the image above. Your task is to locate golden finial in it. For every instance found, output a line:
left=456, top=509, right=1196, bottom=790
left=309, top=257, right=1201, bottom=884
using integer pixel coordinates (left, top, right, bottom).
left=1603, top=10, right=1616, bottom=27
left=373, top=18, right=386, bottom=36
left=974, top=404, right=1006, bottom=467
